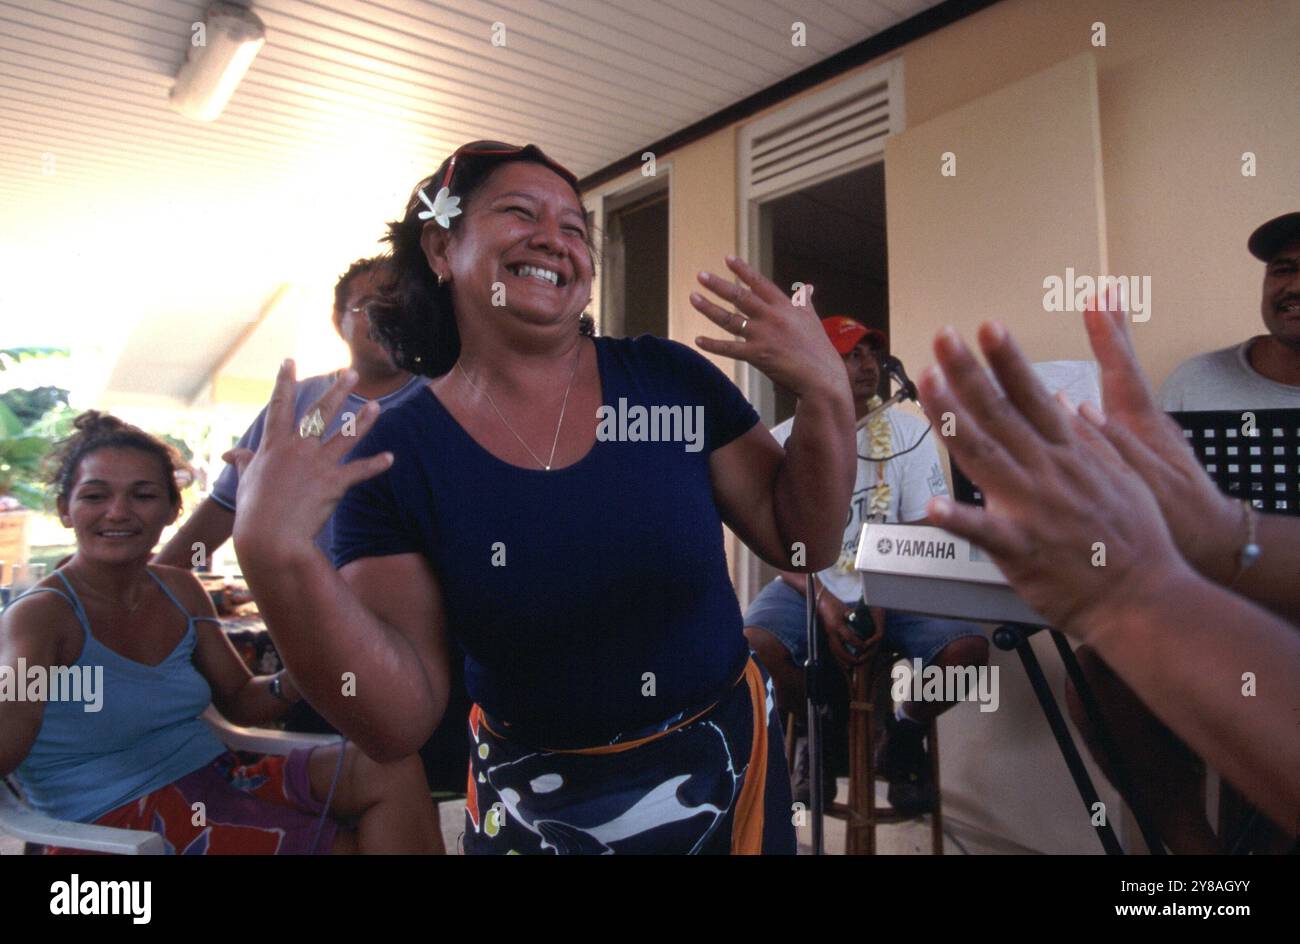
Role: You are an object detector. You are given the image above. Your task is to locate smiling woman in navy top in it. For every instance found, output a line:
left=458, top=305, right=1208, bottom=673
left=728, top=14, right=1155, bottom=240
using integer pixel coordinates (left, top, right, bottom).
left=229, top=141, right=857, bottom=854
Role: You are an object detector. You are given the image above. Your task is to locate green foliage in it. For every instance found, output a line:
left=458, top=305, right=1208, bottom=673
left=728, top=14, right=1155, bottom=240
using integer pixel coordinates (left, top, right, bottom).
left=1, top=386, right=69, bottom=427
left=0, top=399, right=21, bottom=437
left=161, top=432, right=194, bottom=464
left=6, top=481, right=48, bottom=509
left=0, top=399, right=73, bottom=512
left=0, top=347, right=68, bottom=371
left=0, top=348, right=74, bottom=510
left=0, top=349, right=204, bottom=512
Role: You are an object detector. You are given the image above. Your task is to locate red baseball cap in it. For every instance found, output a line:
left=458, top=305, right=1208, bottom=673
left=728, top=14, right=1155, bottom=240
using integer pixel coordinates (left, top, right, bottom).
left=821, top=316, right=887, bottom=355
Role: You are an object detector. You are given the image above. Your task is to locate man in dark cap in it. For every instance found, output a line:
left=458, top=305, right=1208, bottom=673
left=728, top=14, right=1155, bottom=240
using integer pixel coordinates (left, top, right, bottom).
left=1159, top=212, right=1300, bottom=408
left=1075, top=213, right=1299, bottom=852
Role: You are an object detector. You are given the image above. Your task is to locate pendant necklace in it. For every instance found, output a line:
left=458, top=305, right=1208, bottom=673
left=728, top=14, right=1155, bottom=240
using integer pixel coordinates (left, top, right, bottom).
left=456, top=342, right=582, bottom=471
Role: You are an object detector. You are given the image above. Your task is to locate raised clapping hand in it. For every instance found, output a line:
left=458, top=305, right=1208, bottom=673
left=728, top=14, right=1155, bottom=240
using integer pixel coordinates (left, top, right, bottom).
left=916, top=322, right=1198, bottom=640
left=690, top=256, right=847, bottom=400
left=227, top=361, right=394, bottom=562
left=1080, top=300, right=1244, bottom=585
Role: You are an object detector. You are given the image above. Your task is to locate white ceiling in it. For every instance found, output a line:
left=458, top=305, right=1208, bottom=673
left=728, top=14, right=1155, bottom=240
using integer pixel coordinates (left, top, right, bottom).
left=0, top=0, right=941, bottom=407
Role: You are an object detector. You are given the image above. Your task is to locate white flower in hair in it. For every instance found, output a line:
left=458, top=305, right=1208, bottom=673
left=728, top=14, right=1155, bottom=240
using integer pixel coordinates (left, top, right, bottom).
left=417, top=186, right=462, bottom=228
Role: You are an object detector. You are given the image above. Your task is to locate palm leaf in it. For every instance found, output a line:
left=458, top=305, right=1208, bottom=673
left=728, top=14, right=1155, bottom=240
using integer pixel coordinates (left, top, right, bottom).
left=0, top=400, right=24, bottom=437
left=0, top=347, right=69, bottom=371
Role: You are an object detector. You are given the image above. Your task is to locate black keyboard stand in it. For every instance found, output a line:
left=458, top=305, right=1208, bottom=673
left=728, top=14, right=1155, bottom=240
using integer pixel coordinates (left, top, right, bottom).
left=992, top=622, right=1165, bottom=855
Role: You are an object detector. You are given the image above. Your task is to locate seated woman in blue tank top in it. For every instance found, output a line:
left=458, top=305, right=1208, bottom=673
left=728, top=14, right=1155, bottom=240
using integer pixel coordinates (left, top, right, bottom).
left=224, top=142, right=858, bottom=854
left=0, top=412, right=439, bottom=853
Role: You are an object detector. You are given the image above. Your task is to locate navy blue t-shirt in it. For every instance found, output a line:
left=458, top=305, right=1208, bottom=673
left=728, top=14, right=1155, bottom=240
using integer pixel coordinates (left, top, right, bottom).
left=333, top=335, right=761, bottom=748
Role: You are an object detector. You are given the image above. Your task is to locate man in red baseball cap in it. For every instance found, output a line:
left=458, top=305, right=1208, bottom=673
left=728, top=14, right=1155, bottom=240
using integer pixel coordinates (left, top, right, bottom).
left=821, top=315, right=888, bottom=357
left=819, top=316, right=888, bottom=416
left=743, top=315, right=987, bottom=815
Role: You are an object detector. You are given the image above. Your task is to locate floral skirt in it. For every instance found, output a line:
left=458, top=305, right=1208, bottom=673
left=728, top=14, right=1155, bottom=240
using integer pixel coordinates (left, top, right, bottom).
left=45, top=749, right=337, bottom=855
left=464, top=658, right=796, bottom=854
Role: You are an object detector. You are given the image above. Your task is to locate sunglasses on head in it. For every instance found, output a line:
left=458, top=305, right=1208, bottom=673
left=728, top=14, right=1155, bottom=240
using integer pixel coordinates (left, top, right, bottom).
left=434, top=140, right=579, bottom=198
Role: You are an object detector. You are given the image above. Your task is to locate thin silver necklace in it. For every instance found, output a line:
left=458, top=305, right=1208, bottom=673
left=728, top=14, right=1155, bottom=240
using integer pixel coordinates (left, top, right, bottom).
left=456, top=343, right=582, bottom=471
left=68, top=567, right=147, bottom=613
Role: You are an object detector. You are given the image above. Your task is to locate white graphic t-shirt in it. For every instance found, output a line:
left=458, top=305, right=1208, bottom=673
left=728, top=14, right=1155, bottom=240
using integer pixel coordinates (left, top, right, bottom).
left=770, top=407, right=949, bottom=603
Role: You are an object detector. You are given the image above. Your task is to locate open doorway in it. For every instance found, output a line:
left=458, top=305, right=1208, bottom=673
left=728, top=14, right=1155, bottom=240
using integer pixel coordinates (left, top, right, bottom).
left=734, top=57, right=901, bottom=607
left=762, top=160, right=888, bottom=425
left=599, top=181, right=669, bottom=339
left=735, top=159, right=888, bottom=606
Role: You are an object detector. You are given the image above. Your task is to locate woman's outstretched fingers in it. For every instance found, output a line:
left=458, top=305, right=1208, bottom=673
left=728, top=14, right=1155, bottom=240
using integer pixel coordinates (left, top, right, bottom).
left=302, top=369, right=360, bottom=441
left=695, top=269, right=763, bottom=319
left=341, top=450, right=395, bottom=490
left=231, top=366, right=388, bottom=557
left=690, top=266, right=772, bottom=364
left=723, top=254, right=786, bottom=306
left=689, top=290, right=749, bottom=335
left=694, top=257, right=844, bottom=401
left=977, top=321, right=1070, bottom=444
left=263, top=359, right=299, bottom=439
left=324, top=398, right=382, bottom=461
left=693, top=333, right=749, bottom=361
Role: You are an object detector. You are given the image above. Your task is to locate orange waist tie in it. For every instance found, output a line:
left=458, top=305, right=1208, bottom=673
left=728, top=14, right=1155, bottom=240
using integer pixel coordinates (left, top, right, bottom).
left=467, top=658, right=774, bottom=854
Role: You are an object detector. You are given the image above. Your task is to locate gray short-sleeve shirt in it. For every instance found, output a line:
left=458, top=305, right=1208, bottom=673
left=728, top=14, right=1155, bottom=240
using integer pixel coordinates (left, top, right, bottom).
left=1157, top=338, right=1300, bottom=411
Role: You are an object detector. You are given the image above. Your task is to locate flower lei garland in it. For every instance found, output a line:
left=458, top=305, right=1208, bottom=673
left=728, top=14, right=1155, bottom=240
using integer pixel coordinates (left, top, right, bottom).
left=863, top=395, right=893, bottom=521
left=833, top=395, right=893, bottom=576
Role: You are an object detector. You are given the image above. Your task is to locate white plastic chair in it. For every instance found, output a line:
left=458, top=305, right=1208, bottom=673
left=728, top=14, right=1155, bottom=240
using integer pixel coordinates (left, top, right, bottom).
left=0, top=707, right=342, bottom=855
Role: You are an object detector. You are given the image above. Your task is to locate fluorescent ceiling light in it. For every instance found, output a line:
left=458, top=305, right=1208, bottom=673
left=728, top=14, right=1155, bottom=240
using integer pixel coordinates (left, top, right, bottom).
left=169, top=2, right=266, bottom=122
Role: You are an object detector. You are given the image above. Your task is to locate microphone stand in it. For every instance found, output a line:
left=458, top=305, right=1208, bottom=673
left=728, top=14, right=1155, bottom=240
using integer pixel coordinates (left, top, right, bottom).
left=853, top=381, right=917, bottom=430
left=804, top=572, right=826, bottom=856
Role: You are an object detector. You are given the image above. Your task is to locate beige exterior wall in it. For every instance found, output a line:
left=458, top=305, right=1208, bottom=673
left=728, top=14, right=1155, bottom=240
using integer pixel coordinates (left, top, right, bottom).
left=896, top=0, right=1300, bottom=387
left=666, top=128, right=742, bottom=353
left=634, top=0, right=1298, bottom=391
left=886, top=52, right=1109, bottom=372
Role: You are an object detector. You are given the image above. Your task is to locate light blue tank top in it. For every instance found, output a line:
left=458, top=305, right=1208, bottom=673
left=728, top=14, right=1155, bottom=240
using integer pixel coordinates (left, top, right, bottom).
left=11, top=569, right=228, bottom=822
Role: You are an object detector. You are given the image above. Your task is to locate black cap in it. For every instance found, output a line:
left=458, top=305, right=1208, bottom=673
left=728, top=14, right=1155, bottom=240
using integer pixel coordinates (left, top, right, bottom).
left=1247, top=212, right=1300, bottom=262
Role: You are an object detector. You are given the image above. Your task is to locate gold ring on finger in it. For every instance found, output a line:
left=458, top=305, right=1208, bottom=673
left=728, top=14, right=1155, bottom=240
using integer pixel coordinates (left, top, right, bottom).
left=298, top=408, right=326, bottom=439
left=738, top=316, right=749, bottom=334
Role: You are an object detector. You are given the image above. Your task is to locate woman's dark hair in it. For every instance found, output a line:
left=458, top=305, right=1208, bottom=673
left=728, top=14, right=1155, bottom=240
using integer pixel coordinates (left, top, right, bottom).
left=48, top=411, right=188, bottom=510
left=371, top=145, right=598, bottom=378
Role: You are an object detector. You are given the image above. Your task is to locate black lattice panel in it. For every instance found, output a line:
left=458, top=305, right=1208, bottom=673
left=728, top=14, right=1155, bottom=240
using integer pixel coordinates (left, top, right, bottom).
left=951, top=409, right=1300, bottom=517
left=1172, top=409, right=1300, bottom=516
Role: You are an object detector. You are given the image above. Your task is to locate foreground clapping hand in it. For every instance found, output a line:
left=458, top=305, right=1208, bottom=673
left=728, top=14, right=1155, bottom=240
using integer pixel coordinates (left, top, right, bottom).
left=1078, top=300, right=1245, bottom=585
left=914, top=321, right=1196, bottom=640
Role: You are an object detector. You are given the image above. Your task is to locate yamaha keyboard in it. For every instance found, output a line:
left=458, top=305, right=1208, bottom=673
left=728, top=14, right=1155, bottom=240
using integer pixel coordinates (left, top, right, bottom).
left=853, top=522, right=1047, bottom=625
left=853, top=521, right=1170, bottom=854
